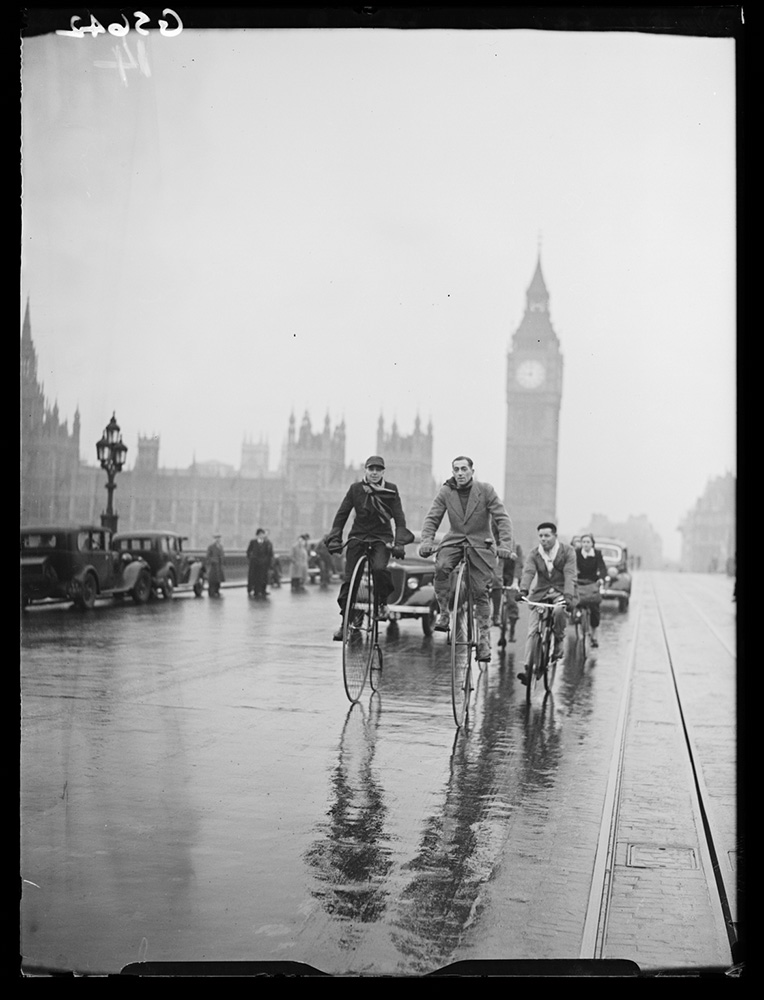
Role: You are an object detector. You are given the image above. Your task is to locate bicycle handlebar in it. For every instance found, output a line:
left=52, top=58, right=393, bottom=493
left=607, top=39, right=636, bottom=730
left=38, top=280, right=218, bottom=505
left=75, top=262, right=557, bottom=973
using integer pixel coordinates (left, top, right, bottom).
left=519, top=597, right=567, bottom=609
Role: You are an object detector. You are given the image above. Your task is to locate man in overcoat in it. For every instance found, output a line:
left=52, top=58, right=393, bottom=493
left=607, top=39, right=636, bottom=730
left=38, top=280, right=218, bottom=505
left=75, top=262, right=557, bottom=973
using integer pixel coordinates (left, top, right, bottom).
left=324, top=455, right=414, bottom=640
left=517, top=521, right=577, bottom=683
left=418, top=456, right=514, bottom=662
left=246, top=528, right=274, bottom=599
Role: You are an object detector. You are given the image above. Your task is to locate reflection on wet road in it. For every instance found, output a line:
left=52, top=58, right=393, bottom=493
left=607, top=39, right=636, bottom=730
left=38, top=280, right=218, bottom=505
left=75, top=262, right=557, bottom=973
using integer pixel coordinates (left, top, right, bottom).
left=21, top=581, right=634, bottom=975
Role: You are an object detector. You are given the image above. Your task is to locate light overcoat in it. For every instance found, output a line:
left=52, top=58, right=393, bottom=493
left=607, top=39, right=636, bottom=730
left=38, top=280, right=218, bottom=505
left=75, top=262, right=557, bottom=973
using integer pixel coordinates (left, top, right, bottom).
left=420, top=479, right=514, bottom=552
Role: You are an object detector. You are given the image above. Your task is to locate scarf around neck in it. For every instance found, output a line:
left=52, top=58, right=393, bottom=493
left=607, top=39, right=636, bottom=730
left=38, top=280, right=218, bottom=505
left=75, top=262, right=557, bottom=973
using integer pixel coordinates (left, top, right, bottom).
left=362, top=477, right=396, bottom=523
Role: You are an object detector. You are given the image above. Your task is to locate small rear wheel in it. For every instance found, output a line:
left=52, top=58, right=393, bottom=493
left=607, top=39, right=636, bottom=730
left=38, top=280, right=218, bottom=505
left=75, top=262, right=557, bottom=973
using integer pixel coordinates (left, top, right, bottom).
left=161, top=574, right=175, bottom=600
left=369, top=644, right=383, bottom=692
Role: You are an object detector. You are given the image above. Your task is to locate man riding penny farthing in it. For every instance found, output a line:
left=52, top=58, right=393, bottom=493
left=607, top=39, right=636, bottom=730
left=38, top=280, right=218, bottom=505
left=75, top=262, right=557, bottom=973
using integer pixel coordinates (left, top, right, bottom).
left=324, top=456, right=414, bottom=702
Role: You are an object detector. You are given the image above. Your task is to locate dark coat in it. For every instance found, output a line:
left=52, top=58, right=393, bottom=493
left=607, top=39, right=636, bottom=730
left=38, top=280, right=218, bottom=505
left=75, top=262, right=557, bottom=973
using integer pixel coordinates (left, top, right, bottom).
left=247, top=537, right=274, bottom=566
left=576, top=547, right=608, bottom=583
left=328, top=479, right=411, bottom=546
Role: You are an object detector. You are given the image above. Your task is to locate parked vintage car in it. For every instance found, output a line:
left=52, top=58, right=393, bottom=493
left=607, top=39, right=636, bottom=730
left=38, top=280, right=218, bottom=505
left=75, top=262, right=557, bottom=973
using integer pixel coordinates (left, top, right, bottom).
left=386, top=541, right=439, bottom=635
left=21, top=525, right=152, bottom=610
left=597, top=537, right=632, bottom=612
left=112, top=530, right=205, bottom=598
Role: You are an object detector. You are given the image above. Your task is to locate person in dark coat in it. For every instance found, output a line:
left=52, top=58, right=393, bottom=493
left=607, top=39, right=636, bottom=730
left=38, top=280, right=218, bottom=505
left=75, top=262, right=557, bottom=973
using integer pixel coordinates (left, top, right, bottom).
left=246, top=528, right=274, bottom=599
left=491, top=541, right=523, bottom=643
left=205, top=533, right=225, bottom=598
left=575, top=532, right=608, bottom=646
left=324, top=455, right=414, bottom=640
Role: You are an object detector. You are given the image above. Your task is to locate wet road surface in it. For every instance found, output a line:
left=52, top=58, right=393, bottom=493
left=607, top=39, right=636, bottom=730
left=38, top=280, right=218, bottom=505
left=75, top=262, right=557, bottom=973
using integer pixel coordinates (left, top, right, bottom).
left=20, top=574, right=733, bottom=976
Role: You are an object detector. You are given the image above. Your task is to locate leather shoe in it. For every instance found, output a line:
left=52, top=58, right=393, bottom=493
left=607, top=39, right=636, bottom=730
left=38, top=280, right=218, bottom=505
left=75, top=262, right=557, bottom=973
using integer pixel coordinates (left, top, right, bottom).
left=517, top=670, right=528, bottom=686
left=332, top=627, right=344, bottom=641
left=433, top=612, right=450, bottom=632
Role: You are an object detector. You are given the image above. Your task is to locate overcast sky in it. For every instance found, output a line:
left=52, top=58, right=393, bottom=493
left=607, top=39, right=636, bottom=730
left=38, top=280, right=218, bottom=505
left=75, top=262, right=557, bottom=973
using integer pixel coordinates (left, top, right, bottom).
left=20, top=17, right=737, bottom=560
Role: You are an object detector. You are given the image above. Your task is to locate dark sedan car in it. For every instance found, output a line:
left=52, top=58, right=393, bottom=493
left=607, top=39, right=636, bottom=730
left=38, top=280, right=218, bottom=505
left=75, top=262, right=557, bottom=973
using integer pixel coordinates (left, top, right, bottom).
left=597, top=537, right=632, bottom=612
left=112, top=530, right=205, bottom=598
left=386, top=545, right=438, bottom=635
left=21, top=525, right=152, bottom=610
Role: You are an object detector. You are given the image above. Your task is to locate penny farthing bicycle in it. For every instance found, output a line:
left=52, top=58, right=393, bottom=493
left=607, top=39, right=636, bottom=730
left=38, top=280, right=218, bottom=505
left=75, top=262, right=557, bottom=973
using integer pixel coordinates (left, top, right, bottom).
left=448, top=540, right=494, bottom=728
left=341, top=541, right=384, bottom=702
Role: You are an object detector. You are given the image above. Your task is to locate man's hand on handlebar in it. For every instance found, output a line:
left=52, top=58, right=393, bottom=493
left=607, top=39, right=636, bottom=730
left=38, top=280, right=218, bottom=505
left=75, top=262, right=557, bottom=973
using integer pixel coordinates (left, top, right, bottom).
left=390, top=545, right=405, bottom=559
left=497, top=547, right=514, bottom=560
left=418, top=542, right=435, bottom=558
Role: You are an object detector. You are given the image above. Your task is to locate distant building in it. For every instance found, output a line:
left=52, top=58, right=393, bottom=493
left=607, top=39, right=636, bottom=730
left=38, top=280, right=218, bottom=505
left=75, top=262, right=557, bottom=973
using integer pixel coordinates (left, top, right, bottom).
left=678, top=473, right=736, bottom=573
left=20, top=300, right=83, bottom=524
left=20, top=305, right=436, bottom=549
left=504, top=255, right=564, bottom=553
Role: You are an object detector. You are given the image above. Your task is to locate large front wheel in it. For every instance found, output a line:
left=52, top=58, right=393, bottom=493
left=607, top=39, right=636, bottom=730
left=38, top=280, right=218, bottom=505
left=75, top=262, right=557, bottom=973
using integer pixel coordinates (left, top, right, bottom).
left=450, top=562, right=473, bottom=727
left=342, top=555, right=375, bottom=703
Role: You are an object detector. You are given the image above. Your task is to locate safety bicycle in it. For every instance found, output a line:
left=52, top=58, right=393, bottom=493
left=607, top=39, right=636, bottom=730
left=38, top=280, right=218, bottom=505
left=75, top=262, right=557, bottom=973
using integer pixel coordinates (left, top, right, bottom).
left=519, top=597, right=563, bottom=705
left=572, top=580, right=602, bottom=657
left=445, top=538, right=495, bottom=728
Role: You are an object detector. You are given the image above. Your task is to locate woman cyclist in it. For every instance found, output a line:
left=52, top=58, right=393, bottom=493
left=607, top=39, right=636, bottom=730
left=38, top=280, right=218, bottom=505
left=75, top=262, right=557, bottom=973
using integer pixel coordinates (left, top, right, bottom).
left=575, top=532, right=608, bottom=647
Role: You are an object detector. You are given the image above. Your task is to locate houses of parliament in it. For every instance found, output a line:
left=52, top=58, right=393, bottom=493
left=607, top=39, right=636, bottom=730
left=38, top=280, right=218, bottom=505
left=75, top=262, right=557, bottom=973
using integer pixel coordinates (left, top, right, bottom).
left=20, top=302, right=438, bottom=550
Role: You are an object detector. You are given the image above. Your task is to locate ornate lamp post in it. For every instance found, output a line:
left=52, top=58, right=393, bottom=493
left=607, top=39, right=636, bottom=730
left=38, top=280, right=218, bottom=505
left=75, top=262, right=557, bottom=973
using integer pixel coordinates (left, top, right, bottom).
left=96, top=413, right=128, bottom=532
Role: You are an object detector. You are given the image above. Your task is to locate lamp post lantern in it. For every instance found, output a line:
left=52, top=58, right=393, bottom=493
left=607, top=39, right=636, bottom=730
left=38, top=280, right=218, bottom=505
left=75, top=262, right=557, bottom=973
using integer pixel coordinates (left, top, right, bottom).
left=96, top=413, right=128, bottom=533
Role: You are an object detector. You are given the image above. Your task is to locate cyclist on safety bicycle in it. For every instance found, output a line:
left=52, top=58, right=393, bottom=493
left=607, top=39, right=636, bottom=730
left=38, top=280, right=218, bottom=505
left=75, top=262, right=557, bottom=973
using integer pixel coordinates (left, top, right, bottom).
left=575, top=532, right=608, bottom=647
left=418, top=456, right=514, bottom=663
left=324, top=455, right=414, bottom=641
left=517, top=521, right=577, bottom=684
left=490, top=538, right=523, bottom=643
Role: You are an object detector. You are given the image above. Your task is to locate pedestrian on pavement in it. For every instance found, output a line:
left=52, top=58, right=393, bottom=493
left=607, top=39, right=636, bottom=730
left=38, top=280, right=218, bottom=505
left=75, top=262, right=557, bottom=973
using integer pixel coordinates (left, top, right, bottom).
left=418, top=455, right=514, bottom=663
left=246, top=528, right=274, bottom=599
left=315, top=537, right=334, bottom=589
left=517, top=522, right=577, bottom=684
left=291, top=535, right=309, bottom=592
left=324, top=455, right=414, bottom=640
left=205, top=532, right=226, bottom=598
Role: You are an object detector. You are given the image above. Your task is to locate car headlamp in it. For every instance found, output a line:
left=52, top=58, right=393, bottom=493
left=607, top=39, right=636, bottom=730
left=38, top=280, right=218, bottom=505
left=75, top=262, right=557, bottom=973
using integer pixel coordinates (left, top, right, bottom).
left=406, top=577, right=419, bottom=590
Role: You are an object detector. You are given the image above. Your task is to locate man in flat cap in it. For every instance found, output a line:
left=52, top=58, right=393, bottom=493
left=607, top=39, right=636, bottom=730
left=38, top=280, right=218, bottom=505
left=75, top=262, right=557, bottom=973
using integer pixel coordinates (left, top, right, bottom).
left=324, top=455, right=414, bottom=641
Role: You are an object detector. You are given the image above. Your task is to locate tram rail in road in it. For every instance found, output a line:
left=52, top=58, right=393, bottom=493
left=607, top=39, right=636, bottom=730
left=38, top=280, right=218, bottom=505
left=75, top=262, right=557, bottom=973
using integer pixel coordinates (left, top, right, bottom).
left=578, top=574, right=739, bottom=974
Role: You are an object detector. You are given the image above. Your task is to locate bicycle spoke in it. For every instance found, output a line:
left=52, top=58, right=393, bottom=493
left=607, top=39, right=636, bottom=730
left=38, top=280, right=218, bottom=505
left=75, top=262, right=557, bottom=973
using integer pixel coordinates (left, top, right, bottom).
left=342, top=556, right=374, bottom=702
left=451, top=563, right=473, bottom=727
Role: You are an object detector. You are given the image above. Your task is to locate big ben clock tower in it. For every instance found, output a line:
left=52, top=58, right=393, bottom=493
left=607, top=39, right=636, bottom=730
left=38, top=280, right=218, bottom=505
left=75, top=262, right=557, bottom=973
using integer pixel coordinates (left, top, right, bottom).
left=504, top=255, right=563, bottom=552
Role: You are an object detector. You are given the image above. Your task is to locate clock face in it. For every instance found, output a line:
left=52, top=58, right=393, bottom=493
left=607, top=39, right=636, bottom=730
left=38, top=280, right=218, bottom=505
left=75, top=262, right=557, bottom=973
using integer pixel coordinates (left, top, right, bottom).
left=516, top=359, right=546, bottom=389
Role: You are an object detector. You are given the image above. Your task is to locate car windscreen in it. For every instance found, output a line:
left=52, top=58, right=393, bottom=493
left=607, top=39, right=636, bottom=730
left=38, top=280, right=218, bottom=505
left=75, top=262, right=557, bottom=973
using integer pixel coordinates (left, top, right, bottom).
left=599, top=545, right=623, bottom=565
left=21, top=533, right=59, bottom=550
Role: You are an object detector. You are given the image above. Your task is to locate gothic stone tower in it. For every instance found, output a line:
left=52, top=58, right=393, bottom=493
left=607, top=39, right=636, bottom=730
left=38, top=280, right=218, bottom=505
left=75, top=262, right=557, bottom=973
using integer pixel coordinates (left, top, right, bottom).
left=376, top=414, right=437, bottom=531
left=504, top=256, right=563, bottom=553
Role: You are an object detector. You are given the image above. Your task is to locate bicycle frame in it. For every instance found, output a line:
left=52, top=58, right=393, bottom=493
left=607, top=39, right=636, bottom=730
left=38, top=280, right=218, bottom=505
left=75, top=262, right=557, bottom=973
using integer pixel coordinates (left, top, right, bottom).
left=521, top=597, right=561, bottom=702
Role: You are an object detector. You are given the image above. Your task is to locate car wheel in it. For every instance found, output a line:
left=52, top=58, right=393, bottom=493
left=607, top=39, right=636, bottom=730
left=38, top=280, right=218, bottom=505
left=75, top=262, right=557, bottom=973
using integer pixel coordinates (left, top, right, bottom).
left=193, top=579, right=204, bottom=598
left=161, top=574, right=175, bottom=600
left=618, top=596, right=630, bottom=612
left=74, top=573, right=98, bottom=610
left=132, top=570, right=152, bottom=604
left=422, top=602, right=437, bottom=636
